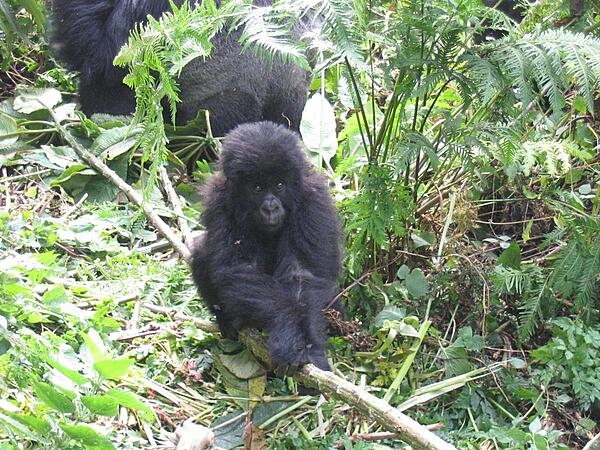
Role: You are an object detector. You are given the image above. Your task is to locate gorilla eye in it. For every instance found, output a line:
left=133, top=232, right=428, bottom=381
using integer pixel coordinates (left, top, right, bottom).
left=275, top=182, right=285, bottom=191
left=253, top=184, right=264, bottom=193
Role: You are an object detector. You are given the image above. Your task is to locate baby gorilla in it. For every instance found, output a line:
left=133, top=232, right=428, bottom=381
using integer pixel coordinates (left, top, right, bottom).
left=191, top=121, right=342, bottom=372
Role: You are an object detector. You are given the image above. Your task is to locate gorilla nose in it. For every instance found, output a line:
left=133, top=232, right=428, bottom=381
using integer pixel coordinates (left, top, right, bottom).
left=260, top=196, right=284, bottom=226
left=261, top=198, right=281, bottom=214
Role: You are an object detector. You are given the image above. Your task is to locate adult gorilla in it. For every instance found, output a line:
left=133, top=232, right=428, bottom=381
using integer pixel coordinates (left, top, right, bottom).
left=192, top=121, right=342, bottom=372
left=51, top=0, right=311, bottom=136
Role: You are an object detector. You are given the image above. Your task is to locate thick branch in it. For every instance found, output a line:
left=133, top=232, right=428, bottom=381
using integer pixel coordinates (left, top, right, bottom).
left=50, top=112, right=192, bottom=262
left=238, top=329, right=457, bottom=450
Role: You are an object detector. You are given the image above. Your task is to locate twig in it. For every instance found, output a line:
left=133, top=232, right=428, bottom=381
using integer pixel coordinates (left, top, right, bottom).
left=582, top=432, right=600, bottom=450
left=48, top=110, right=192, bottom=262
left=159, top=165, right=193, bottom=245
left=140, top=303, right=220, bottom=333
left=238, top=330, right=457, bottom=450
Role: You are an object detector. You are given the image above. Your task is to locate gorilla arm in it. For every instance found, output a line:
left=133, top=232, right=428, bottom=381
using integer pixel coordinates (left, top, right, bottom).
left=192, top=217, right=313, bottom=371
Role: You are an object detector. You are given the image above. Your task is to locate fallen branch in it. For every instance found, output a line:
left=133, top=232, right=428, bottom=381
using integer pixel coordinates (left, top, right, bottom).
left=49, top=110, right=192, bottom=262
left=239, top=329, right=457, bottom=450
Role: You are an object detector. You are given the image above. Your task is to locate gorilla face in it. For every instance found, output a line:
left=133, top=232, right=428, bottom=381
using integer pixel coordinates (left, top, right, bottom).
left=220, top=122, right=308, bottom=236
left=244, top=176, right=288, bottom=233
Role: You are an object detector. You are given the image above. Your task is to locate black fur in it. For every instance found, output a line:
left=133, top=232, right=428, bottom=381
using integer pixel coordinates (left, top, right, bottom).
left=51, top=0, right=310, bottom=135
left=191, top=122, right=342, bottom=372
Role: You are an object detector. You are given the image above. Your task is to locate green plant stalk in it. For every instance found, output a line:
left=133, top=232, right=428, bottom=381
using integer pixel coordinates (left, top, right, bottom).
left=397, top=366, right=502, bottom=412
left=467, top=408, right=479, bottom=433
left=344, top=57, right=373, bottom=160
left=259, top=395, right=313, bottom=429
left=290, top=416, right=312, bottom=441
left=436, top=191, right=456, bottom=261
left=383, top=320, right=432, bottom=402
left=486, top=397, right=516, bottom=421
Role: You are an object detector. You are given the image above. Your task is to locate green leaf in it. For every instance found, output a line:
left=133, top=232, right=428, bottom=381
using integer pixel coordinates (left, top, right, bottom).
left=219, top=349, right=263, bottom=380
left=41, top=286, right=69, bottom=305
left=8, top=413, right=51, bottom=434
left=300, top=93, right=338, bottom=164
left=405, top=269, right=429, bottom=299
left=106, top=389, right=154, bottom=422
left=81, top=329, right=107, bottom=362
left=396, top=265, right=410, bottom=280
left=33, top=382, right=75, bottom=414
left=51, top=164, right=93, bottom=185
left=509, top=358, right=527, bottom=369
left=44, top=357, right=89, bottom=386
left=91, top=125, right=142, bottom=159
left=411, top=231, right=435, bottom=249
left=498, top=242, right=521, bottom=269
left=372, top=306, right=407, bottom=327
left=60, top=424, right=116, bottom=450
left=13, top=88, right=62, bottom=114
left=93, top=358, right=135, bottom=380
left=0, top=113, right=18, bottom=148
left=81, top=396, right=119, bottom=417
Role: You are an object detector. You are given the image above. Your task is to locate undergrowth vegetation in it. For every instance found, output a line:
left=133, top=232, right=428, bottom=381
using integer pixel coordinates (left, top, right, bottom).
left=1, top=0, right=600, bottom=448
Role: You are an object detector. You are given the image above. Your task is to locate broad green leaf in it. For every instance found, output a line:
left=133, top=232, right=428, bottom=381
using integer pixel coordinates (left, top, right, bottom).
left=93, top=358, right=135, bottom=380
left=51, top=165, right=94, bottom=185
left=106, top=389, right=154, bottom=422
left=300, top=93, right=338, bottom=164
left=81, top=329, right=107, bottom=362
left=0, top=113, right=18, bottom=148
left=60, top=424, right=116, bottom=450
left=405, top=269, right=429, bottom=299
left=33, top=382, right=75, bottom=414
left=3, top=283, right=33, bottom=297
left=219, top=350, right=263, bottom=380
left=81, top=396, right=119, bottom=417
left=396, top=265, right=410, bottom=280
left=41, top=286, right=69, bottom=305
left=91, top=125, right=142, bottom=159
left=44, top=357, right=89, bottom=386
left=411, top=231, right=435, bottom=249
left=372, top=306, right=406, bottom=327
left=13, top=88, right=62, bottom=114
left=498, top=242, right=521, bottom=269
left=211, top=410, right=245, bottom=449
left=529, top=416, right=543, bottom=434
left=9, top=413, right=50, bottom=434
left=509, top=358, right=527, bottom=369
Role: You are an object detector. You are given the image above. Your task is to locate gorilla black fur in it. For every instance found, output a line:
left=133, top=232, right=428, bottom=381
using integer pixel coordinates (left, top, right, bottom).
left=51, top=0, right=310, bottom=136
left=192, top=121, right=342, bottom=372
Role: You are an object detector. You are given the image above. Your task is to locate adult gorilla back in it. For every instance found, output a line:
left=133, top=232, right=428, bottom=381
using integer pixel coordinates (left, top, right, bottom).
left=51, top=0, right=310, bottom=136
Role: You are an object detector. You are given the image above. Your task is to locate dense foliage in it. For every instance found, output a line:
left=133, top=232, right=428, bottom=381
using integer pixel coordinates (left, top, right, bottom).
left=1, top=0, right=599, bottom=448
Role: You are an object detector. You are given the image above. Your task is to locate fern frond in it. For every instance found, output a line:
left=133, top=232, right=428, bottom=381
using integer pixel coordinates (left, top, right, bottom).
left=517, top=269, right=552, bottom=339
left=489, top=29, right=600, bottom=116
left=236, top=1, right=309, bottom=68
left=462, top=54, right=503, bottom=106
left=311, top=0, right=366, bottom=65
left=548, top=218, right=600, bottom=322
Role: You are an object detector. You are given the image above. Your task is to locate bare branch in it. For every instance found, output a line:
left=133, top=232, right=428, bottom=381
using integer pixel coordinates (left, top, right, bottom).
left=239, top=329, right=457, bottom=450
left=49, top=111, right=192, bottom=262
